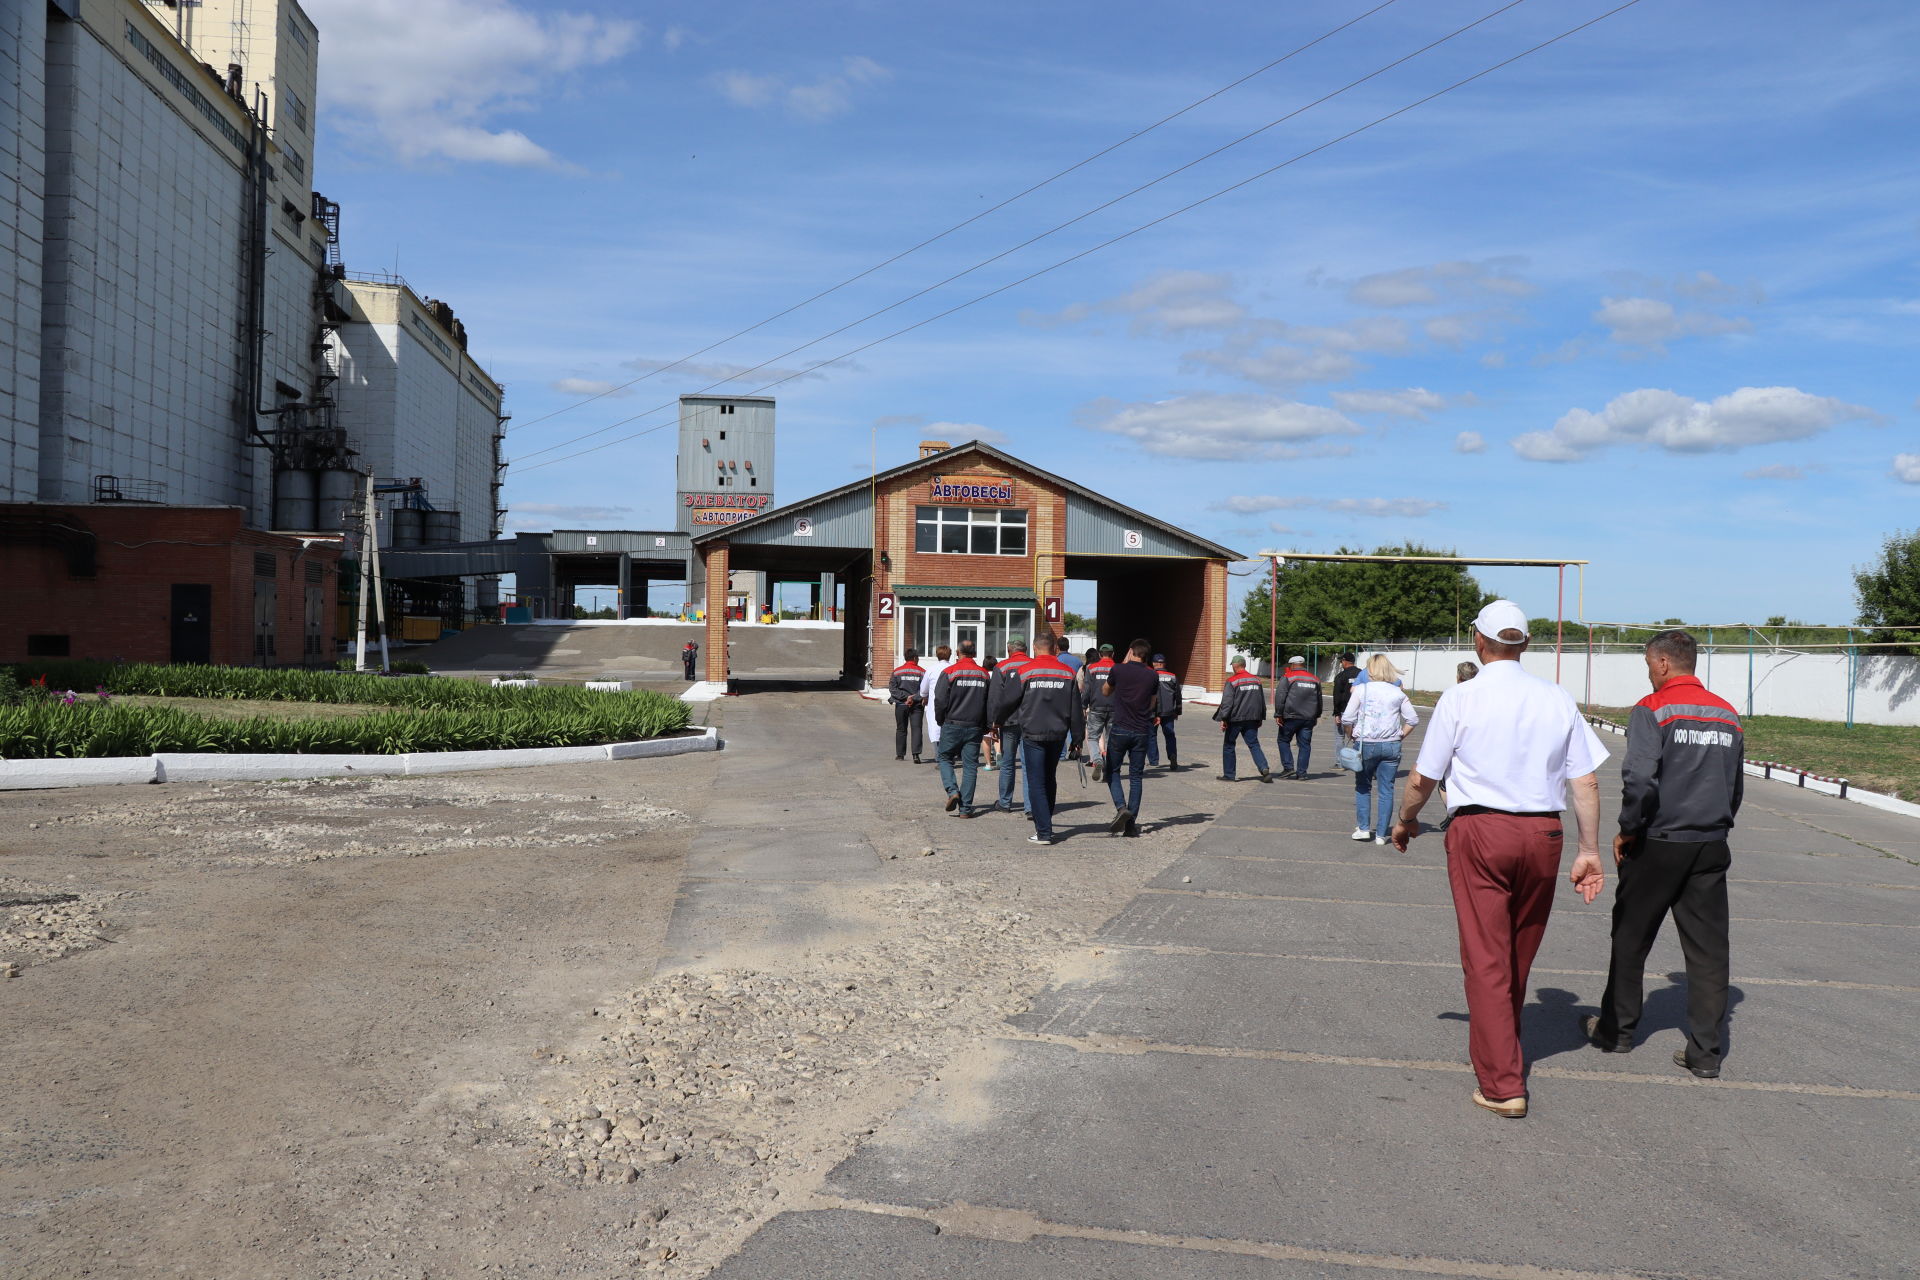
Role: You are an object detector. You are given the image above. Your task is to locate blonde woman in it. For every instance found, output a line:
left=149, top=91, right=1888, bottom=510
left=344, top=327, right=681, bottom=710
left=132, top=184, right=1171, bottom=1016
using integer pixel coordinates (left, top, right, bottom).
left=1340, top=655, right=1419, bottom=844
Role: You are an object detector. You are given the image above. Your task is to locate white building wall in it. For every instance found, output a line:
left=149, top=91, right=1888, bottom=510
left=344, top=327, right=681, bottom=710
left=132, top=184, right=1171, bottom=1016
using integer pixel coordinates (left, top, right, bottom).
left=0, top=0, right=48, bottom=501
left=36, top=7, right=261, bottom=514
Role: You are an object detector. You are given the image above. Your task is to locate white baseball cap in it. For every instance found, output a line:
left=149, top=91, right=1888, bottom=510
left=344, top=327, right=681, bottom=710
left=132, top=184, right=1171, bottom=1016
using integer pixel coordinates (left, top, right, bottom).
left=1287, top=654, right=1307, bottom=664
left=1473, top=599, right=1530, bottom=643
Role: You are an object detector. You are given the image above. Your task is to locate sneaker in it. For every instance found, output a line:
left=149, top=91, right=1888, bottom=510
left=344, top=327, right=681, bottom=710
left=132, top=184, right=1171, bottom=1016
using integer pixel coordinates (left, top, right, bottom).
left=982, top=763, right=999, bottom=773
left=1216, top=774, right=1237, bottom=782
left=1349, top=828, right=1370, bottom=841
left=1673, top=1048, right=1720, bottom=1079
left=952, top=807, right=975, bottom=819
left=1026, top=834, right=1053, bottom=845
left=944, top=793, right=960, bottom=813
left=1258, top=770, right=1272, bottom=783
left=992, top=801, right=1015, bottom=813
left=1373, top=836, right=1388, bottom=846
left=1471, top=1089, right=1527, bottom=1118
left=1090, top=761, right=1104, bottom=783
left=1108, top=807, right=1132, bottom=835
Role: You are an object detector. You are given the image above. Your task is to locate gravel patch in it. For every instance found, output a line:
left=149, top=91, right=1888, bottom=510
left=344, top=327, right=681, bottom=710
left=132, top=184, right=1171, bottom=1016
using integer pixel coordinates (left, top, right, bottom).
left=0, top=876, right=126, bottom=970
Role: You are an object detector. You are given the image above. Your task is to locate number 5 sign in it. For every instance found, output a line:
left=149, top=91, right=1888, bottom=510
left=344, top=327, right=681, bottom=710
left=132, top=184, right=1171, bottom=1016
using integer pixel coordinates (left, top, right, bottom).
left=877, top=592, right=896, bottom=619
left=1122, top=529, right=1143, bottom=549
left=1043, top=596, right=1062, bottom=625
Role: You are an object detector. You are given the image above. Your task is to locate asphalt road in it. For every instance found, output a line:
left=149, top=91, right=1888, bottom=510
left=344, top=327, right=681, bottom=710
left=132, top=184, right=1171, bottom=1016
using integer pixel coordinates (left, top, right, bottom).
left=709, top=704, right=1920, bottom=1280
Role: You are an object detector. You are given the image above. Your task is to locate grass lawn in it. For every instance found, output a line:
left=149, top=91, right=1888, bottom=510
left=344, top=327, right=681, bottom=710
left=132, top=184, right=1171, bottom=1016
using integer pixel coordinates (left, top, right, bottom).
left=113, top=695, right=394, bottom=722
left=1405, top=689, right=1919, bottom=802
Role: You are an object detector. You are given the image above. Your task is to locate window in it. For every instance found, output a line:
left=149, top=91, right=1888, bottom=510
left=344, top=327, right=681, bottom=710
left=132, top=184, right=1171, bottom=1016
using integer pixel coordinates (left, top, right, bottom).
left=718, top=430, right=726, bottom=440
left=254, top=552, right=278, bottom=578
left=27, top=634, right=71, bottom=657
left=914, top=505, right=1028, bottom=556
left=284, top=89, right=308, bottom=133
left=903, top=607, right=1032, bottom=661
left=286, top=14, right=312, bottom=49
left=750, top=477, right=757, bottom=486
left=719, top=404, right=735, bottom=415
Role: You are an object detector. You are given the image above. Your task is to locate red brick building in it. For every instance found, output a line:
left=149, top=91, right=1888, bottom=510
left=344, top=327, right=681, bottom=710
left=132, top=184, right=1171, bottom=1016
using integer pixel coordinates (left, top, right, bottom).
left=0, top=505, right=342, bottom=666
left=689, top=441, right=1238, bottom=689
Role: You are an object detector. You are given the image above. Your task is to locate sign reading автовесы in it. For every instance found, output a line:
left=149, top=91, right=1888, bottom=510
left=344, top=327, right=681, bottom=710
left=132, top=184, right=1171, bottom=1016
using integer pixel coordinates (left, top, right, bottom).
left=928, top=475, right=1014, bottom=504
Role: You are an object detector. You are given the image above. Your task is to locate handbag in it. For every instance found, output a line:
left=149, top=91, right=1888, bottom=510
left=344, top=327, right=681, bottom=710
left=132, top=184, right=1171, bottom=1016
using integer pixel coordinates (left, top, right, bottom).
left=1336, top=743, right=1362, bottom=772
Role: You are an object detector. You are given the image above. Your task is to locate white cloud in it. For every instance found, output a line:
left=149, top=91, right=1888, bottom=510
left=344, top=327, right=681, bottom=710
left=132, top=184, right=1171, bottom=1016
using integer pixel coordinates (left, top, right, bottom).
left=713, top=55, right=891, bottom=121
left=306, top=0, right=638, bottom=168
left=1209, top=495, right=1442, bottom=518
left=1109, top=271, right=1247, bottom=335
left=1594, top=296, right=1752, bottom=347
left=549, top=377, right=630, bottom=397
left=924, top=421, right=1010, bottom=446
left=661, top=25, right=692, bottom=52
left=1513, top=386, right=1877, bottom=462
left=1084, top=393, right=1362, bottom=460
left=1330, top=388, right=1450, bottom=419
left=1343, top=259, right=1536, bottom=308
left=1454, top=431, right=1486, bottom=454
left=1184, top=317, right=1407, bottom=389
left=1893, top=454, right=1920, bottom=484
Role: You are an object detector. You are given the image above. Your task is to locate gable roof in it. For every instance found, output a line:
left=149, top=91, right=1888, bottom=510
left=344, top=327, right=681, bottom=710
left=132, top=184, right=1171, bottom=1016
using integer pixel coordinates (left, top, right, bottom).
left=691, top=440, right=1242, bottom=560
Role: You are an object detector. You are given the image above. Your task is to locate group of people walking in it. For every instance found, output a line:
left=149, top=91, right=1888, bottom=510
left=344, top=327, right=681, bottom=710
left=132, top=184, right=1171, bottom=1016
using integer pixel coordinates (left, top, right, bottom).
left=886, top=602, right=1745, bottom=1118
left=887, top=636, right=1182, bottom=844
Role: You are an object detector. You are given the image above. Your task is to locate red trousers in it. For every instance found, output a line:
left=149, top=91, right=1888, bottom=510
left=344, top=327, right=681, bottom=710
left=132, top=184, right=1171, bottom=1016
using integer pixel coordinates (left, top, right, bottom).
left=1444, top=811, right=1565, bottom=1100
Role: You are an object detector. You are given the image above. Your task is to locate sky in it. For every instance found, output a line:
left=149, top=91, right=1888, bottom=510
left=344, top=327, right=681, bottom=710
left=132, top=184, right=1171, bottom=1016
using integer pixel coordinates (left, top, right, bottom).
left=303, top=0, right=1920, bottom=624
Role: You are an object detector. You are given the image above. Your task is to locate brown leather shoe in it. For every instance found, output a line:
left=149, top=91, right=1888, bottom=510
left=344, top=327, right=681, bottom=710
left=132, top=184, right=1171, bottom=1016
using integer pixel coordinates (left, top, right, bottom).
left=1472, top=1088, right=1527, bottom=1118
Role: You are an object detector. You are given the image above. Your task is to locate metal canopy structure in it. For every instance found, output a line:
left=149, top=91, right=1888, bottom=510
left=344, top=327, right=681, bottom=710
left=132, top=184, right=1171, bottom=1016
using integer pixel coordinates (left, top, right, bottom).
left=1254, top=550, right=1591, bottom=684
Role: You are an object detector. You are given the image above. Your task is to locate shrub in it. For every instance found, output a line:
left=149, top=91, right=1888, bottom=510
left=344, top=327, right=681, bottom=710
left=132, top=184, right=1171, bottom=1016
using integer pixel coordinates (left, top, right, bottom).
left=5, top=661, right=548, bottom=710
left=0, top=689, right=692, bottom=758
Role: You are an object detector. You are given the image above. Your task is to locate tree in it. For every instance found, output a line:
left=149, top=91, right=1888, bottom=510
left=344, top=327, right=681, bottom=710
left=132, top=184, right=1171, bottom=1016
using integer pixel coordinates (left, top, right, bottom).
left=1854, top=528, right=1920, bottom=656
left=1061, top=611, right=1097, bottom=634
left=1232, top=544, right=1493, bottom=652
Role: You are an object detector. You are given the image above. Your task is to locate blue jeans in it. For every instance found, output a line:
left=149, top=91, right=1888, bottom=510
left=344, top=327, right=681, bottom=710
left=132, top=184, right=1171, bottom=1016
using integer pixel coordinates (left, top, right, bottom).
left=1277, top=718, right=1315, bottom=774
left=1353, top=740, right=1402, bottom=837
left=1221, top=721, right=1268, bottom=779
left=997, top=725, right=1027, bottom=812
left=1105, top=729, right=1148, bottom=816
left=1021, top=737, right=1064, bottom=839
left=1146, top=719, right=1177, bottom=765
left=937, top=724, right=983, bottom=808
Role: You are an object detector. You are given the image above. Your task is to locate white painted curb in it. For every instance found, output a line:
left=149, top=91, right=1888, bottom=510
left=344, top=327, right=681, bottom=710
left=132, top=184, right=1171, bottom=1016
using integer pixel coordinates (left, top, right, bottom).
left=681, top=681, right=728, bottom=703
left=585, top=680, right=634, bottom=692
left=0, top=727, right=719, bottom=791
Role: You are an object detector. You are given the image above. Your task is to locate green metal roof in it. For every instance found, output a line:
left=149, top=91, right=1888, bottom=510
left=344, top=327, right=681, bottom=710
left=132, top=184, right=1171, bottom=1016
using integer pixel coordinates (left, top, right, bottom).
left=892, top=584, right=1037, bottom=606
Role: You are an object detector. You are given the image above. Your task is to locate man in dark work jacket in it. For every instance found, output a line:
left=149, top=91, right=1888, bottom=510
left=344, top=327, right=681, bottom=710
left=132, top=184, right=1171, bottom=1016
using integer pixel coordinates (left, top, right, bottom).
left=932, top=642, right=991, bottom=817
left=992, top=633, right=1084, bottom=845
left=1582, top=629, right=1744, bottom=1079
left=887, top=649, right=926, bottom=762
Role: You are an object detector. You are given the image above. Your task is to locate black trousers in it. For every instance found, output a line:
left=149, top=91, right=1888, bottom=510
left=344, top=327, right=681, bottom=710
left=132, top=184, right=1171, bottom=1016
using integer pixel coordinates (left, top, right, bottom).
left=1598, top=835, right=1732, bottom=1066
left=893, top=702, right=923, bottom=759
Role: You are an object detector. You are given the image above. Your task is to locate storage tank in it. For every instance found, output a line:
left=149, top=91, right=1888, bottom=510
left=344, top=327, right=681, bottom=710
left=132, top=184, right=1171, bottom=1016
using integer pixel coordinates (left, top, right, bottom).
left=316, top=469, right=361, bottom=531
left=422, top=510, right=461, bottom=544
left=272, top=469, right=317, bottom=531
left=389, top=508, right=425, bottom=547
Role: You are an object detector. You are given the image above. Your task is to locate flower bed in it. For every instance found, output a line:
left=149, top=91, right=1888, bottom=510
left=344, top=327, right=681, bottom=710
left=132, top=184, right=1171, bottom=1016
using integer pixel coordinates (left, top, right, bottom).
left=0, top=663, right=692, bottom=759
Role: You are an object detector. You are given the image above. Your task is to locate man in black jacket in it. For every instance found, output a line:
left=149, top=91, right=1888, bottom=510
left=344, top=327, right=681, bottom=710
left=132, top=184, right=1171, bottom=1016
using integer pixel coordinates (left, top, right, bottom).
left=1212, top=656, right=1272, bottom=782
left=1330, top=652, right=1359, bottom=721
left=1582, top=629, right=1744, bottom=1078
left=1274, top=655, right=1323, bottom=780
left=933, top=642, right=991, bottom=817
left=887, top=649, right=926, bottom=762
left=1146, top=654, right=1182, bottom=770
left=992, top=633, right=1084, bottom=845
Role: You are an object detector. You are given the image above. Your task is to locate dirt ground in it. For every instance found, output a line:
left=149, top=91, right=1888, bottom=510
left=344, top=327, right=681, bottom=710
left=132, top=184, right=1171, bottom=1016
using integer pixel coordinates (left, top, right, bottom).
left=1, top=693, right=1222, bottom=1278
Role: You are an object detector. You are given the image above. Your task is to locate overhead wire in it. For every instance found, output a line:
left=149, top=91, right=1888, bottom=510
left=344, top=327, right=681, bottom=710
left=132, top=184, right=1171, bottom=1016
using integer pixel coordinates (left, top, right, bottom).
left=511, top=0, right=1537, bottom=468
left=506, top=0, right=1409, bottom=435
left=517, top=0, right=1647, bottom=478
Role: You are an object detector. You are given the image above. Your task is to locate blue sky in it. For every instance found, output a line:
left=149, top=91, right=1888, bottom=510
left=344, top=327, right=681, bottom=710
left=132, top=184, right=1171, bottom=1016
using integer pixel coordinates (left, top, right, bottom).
left=306, top=0, right=1919, bottom=623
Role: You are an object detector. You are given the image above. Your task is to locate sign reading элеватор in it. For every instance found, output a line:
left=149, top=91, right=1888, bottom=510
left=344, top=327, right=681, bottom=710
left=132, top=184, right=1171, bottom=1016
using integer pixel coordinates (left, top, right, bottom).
left=928, top=475, right=1014, bottom=504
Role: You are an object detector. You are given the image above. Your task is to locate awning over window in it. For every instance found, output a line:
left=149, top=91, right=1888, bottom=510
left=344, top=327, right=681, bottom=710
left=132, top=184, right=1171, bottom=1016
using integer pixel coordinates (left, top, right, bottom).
left=892, top=584, right=1038, bottom=610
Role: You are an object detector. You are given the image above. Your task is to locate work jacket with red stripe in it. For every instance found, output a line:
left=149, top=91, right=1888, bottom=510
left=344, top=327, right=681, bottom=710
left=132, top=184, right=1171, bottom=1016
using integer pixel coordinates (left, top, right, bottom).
left=992, top=655, right=1084, bottom=744
left=987, top=653, right=1032, bottom=728
left=933, top=657, right=992, bottom=727
left=1618, top=675, right=1744, bottom=841
left=1212, top=670, right=1268, bottom=724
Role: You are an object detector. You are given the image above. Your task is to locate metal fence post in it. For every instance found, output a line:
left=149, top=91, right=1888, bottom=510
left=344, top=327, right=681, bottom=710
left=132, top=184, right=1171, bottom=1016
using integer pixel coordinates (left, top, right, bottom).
left=1747, top=626, right=1754, bottom=718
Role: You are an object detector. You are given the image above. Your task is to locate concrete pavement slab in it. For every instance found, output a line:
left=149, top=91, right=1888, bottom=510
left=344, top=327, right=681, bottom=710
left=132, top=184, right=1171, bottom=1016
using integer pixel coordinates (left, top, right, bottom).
left=825, top=1039, right=1920, bottom=1280
left=709, top=1207, right=1501, bottom=1279
left=1014, top=946, right=1920, bottom=1092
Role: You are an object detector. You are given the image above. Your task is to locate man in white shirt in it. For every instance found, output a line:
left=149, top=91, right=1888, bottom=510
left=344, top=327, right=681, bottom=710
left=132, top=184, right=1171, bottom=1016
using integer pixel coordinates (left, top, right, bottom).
left=1391, top=600, right=1607, bottom=1119
left=920, top=645, right=952, bottom=754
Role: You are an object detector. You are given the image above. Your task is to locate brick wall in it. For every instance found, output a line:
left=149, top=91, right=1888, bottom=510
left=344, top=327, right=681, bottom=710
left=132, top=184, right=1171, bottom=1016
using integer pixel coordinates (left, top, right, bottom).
left=0, top=504, right=340, bottom=666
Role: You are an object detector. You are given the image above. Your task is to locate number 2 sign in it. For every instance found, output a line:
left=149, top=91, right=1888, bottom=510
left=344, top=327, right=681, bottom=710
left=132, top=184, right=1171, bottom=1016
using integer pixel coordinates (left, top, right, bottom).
left=877, top=592, right=896, bottom=619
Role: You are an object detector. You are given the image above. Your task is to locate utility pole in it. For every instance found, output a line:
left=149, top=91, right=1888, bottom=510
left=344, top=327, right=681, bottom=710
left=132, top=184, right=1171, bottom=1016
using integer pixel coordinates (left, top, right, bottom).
left=370, top=498, right=391, bottom=672
left=354, top=474, right=374, bottom=672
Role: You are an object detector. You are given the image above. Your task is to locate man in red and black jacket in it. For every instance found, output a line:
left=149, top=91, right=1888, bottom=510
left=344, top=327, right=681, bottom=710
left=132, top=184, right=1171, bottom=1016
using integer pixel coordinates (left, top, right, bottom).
left=887, top=649, right=926, bottom=762
left=1081, top=646, right=1116, bottom=781
left=1583, top=629, right=1744, bottom=1079
left=986, top=639, right=1033, bottom=815
left=932, top=642, right=991, bottom=817
left=992, top=632, right=1084, bottom=845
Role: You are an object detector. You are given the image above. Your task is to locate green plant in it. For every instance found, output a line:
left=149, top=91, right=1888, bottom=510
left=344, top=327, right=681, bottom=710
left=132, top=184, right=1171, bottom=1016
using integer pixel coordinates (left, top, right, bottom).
left=1233, top=544, right=1493, bottom=649
left=0, top=686, right=692, bottom=758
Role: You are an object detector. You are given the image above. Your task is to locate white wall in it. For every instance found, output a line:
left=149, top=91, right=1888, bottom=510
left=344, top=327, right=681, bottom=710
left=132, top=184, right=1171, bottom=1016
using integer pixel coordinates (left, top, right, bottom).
left=1363, top=643, right=1920, bottom=728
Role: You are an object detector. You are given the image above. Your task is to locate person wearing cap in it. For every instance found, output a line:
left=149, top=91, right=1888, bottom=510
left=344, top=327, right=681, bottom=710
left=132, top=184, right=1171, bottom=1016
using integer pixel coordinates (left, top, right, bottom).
left=1145, top=653, right=1182, bottom=770
left=887, top=648, right=927, bottom=762
left=1274, top=654, right=1323, bottom=780
left=991, top=631, right=1085, bottom=845
left=1391, top=599, right=1608, bottom=1119
left=1582, top=628, right=1743, bottom=1080
left=986, top=638, right=1034, bottom=816
left=1081, top=644, right=1117, bottom=780
left=932, top=641, right=991, bottom=817
left=1211, top=655, right=1271, bottom=783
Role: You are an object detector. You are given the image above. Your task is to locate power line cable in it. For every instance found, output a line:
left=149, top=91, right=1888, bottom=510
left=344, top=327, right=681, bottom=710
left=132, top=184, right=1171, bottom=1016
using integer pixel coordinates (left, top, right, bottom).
left=511, top=0, right=1532, bottom=467
left=514, top=0, right=1644, bottom=478
left=507, top=0, right=1408, bottom=435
